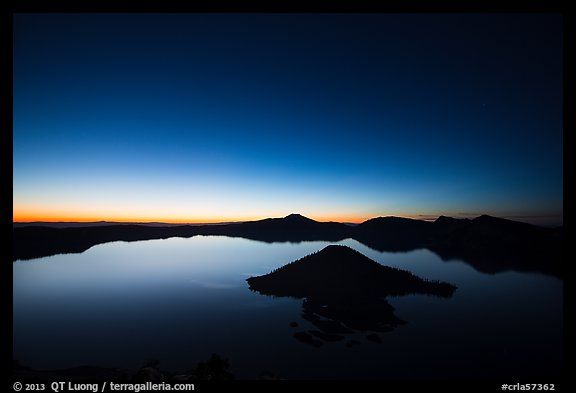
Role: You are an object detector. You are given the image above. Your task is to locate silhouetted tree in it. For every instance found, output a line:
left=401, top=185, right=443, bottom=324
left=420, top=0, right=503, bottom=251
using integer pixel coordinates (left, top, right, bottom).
left=189, top=354, right=234, bottom=381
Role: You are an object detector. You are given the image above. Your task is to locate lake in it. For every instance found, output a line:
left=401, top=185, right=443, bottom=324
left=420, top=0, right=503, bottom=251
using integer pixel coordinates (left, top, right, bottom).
left=13, top=235, right=562, bottom=379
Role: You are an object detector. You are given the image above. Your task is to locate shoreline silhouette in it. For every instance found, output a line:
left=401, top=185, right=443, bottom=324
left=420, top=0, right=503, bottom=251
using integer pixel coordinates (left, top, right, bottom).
left=13, top=213, right=562, bottom=277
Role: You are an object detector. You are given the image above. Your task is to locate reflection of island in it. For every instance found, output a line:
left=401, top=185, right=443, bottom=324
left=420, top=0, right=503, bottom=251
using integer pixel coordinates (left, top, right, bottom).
left=13, top=213, right=562, bottom=277
left=247, top=245, right=456, bottom=347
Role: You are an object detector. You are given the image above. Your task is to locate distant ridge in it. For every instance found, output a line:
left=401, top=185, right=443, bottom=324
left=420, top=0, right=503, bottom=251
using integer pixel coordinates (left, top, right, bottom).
left=13, top=213, right=562, bottom=277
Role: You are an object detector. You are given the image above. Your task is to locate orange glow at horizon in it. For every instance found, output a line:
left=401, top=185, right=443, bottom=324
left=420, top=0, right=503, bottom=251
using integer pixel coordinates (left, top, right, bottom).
left=13, top=208, right=375, bottom=224
left=13, top=208, right=563, bottom=227
left=12, top=214, right=373, bottom=224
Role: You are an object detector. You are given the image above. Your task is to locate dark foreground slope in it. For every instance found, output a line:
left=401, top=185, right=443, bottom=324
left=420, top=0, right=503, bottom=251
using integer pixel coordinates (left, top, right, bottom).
left=247, top=245, right=456, bottom=346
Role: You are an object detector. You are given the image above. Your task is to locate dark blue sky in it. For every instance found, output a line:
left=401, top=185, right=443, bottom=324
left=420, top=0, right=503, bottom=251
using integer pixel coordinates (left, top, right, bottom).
left=13, top=13, right=563, bottom=224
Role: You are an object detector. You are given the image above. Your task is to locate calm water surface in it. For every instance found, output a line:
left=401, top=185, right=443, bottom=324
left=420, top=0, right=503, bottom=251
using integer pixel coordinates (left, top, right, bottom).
left=13, top=236, right=562, bottom=379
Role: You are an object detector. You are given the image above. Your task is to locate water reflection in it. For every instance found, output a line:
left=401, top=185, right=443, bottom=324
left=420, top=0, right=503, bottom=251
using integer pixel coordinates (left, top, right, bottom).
left=13, top=236, right=562, bottom=379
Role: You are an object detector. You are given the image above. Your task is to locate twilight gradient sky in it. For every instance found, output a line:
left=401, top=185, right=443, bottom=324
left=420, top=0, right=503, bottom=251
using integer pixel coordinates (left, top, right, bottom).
left=13, top=13, right=563, bottom=225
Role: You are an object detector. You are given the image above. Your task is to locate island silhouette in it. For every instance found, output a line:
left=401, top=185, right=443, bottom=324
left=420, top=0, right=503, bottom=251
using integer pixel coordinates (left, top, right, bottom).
left=13, top=213, right=562, bottom=277
left=247, top=245, right=456, bottom=347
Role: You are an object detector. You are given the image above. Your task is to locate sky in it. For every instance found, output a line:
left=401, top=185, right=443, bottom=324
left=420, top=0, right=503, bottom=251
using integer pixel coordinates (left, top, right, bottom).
left=13, top=13, right=563, bottom=225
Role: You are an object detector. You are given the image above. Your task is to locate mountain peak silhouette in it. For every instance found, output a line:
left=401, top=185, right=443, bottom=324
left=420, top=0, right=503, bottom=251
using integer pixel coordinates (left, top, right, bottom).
left=434, top=215, right=469, bottom=225
left=283, top=213, right=316, bottom=223
left=362, top=216, right=420, bottom=224
left=472, top=214, right=540, bottom=231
